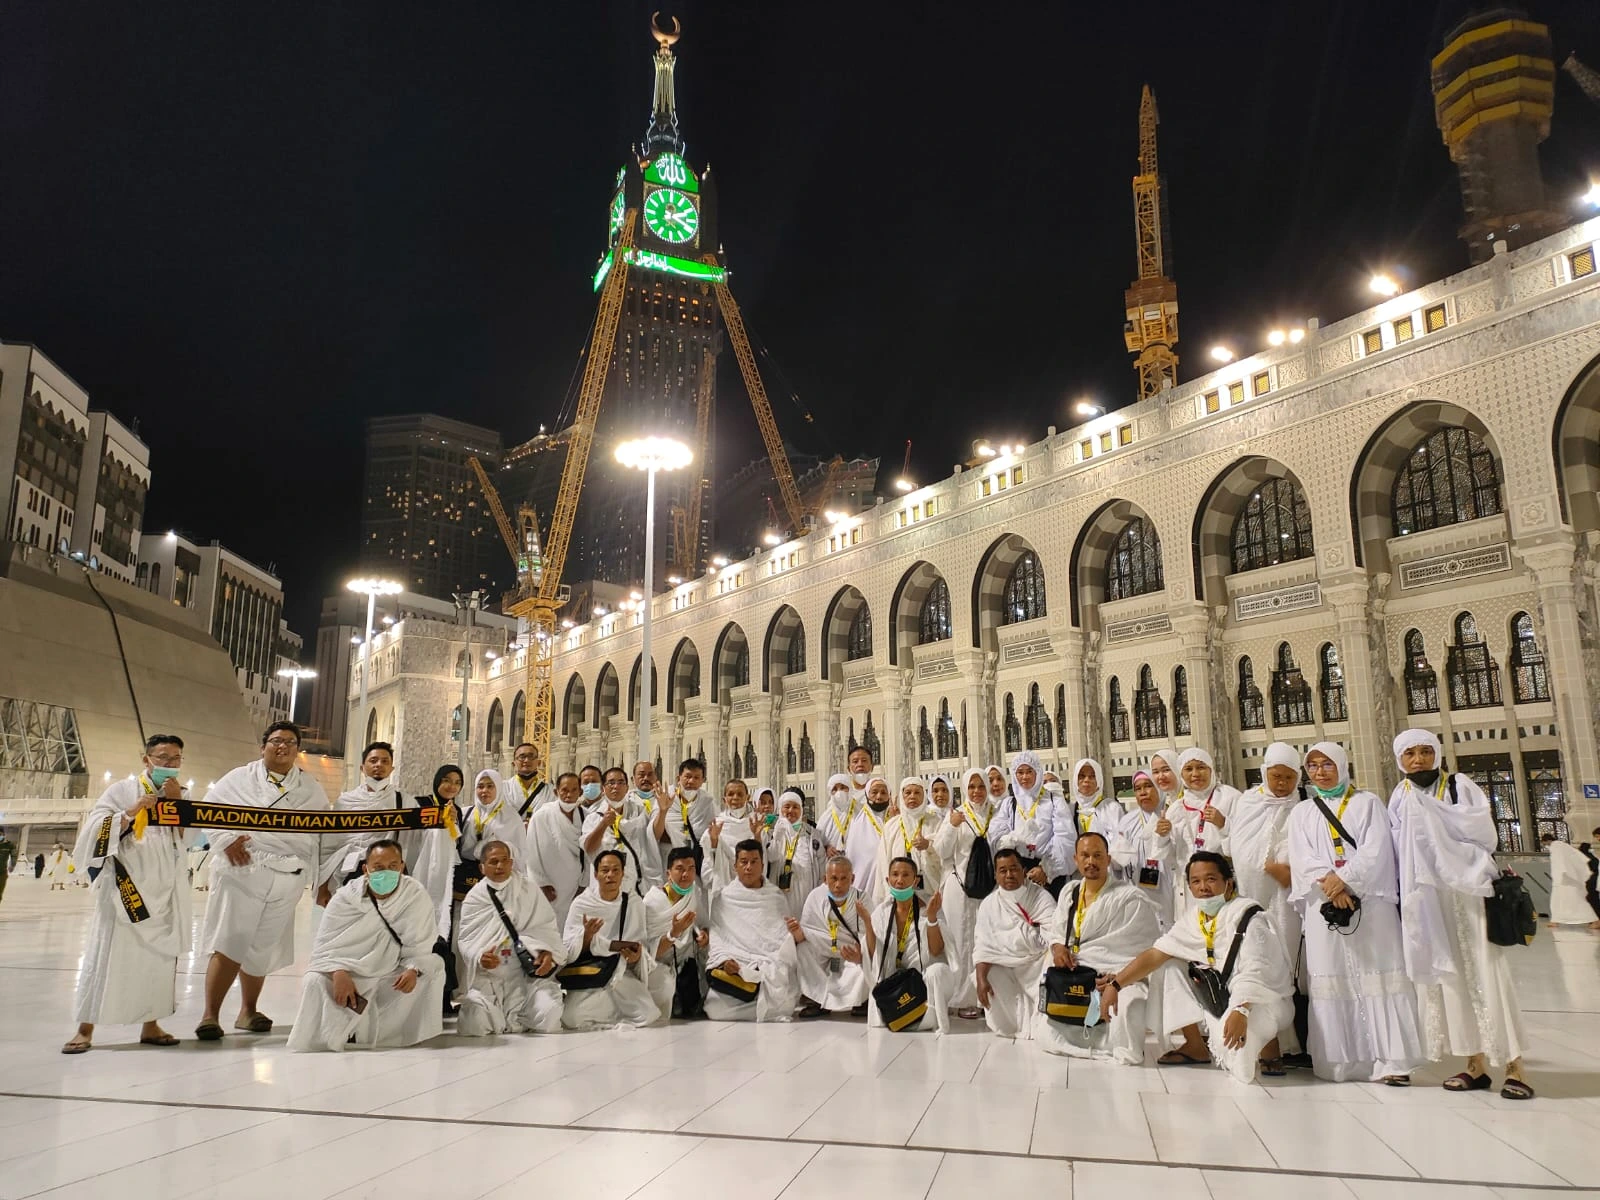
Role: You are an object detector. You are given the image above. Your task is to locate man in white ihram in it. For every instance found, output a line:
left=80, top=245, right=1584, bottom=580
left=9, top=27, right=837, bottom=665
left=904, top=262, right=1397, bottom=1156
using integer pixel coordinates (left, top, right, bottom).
left=974, top=847, right=1058, bottom=1040
left=705, top=840, right=803, bottom=1021
left=455, top=839, right=566, bottom=1035
left=196, top=721, right=330, bottom=1041
left=289, top=839, right=444, bottom=1051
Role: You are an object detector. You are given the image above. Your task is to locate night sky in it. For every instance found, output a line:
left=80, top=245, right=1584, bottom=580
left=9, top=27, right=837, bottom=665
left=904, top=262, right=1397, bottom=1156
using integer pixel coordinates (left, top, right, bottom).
left=4, top=1, right=1599, bottom=641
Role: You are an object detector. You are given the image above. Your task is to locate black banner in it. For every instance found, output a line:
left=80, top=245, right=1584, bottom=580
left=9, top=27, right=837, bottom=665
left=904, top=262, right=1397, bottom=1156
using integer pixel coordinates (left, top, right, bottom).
left=113, top=858, right=150, bottom=922
left=151, top=799, right=452, bottom=834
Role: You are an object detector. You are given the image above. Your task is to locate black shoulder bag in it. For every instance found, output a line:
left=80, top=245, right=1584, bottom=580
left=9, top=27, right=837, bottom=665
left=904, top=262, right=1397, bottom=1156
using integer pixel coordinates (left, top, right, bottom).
left=871, top=899, right=929, bottom=1031
left=1485, top=870, right=1538, bottom=947
left=486, top=886, right=552, bottom=979
left=1310, top=795, right=1363, bottom=930
left=557, top=893, right=627, bottom=990
left=1186, top=903, right=1261, bottom=1018
left=962, top=808, right=997, bottom=899
left=1039, top=885, right=1099, bottom=1025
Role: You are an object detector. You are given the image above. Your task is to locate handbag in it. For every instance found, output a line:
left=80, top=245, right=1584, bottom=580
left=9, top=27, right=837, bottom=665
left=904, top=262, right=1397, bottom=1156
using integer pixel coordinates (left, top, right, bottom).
left=1484, top=870, right=1537, bottom=947
left=1186, top=903, right=1262, bottom=1018
left=674, top=953, right=705, bottom=1018
left=706, top=965, right=761, bottom=1003
left=487, top=886, right=548, bottom=979
left=962, top=834, right=996, bottom=899
left=871, top=899, right=929, bottom=1031
left=1038, top=887, right=1098, bottom=1025
left=557, top=893, right=627, bottom=990
left=452, top=858, right=483, bottom=903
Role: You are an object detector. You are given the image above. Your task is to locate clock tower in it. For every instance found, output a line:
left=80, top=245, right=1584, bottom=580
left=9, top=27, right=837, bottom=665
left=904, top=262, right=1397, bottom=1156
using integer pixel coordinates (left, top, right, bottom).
left=574, top=15, right=724, bottom=589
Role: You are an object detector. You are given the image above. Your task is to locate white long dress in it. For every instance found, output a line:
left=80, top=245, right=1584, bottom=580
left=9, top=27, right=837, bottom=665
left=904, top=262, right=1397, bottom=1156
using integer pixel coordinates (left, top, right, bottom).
left=1110, top=806, right=1177, bottom=930
left=1288, top=787, right=1426, bottom=1081
left=867, top=898, right=953, bottom=1033
left=931, top=799, right=999, bottom=1009
left=1037, top=878, right=1161, bottom=1063
left=1226, top=785, right=1304, bottom=1055
left=765, top=820, right=824, bottom=920
left=1548, top=841, right=1600, bottom=926
left=1389, top=773, right=1527, bottom=1067
left=455, top=872, right=567, bottom=1035
left=973, top=881, right=1057, bottom=1039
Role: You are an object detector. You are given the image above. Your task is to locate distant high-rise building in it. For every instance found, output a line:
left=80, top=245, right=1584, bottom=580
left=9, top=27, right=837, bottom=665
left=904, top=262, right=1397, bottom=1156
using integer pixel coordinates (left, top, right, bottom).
left=360, top=414, right=505, bottom=601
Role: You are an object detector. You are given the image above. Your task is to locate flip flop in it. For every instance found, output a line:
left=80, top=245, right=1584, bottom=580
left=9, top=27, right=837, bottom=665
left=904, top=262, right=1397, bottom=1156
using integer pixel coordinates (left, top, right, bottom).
left=1500, top=1078, right=1535, bottom=1100
left=235, top=1012, right=273, bottom=1034
left=60, top=1038, right=91, bottom=1055
left=1381, top=1074, right=1412, bottom=1088
left=956, top=1007, right=984, bottom=1021
left=1258, top=1057, right=1288, bottom=1077
left=194, top=1020, right=225, bottom=1041
left=1442, top=1071, right=1491, bottom=1091
left=139, top=1033, right=180, bottom=1047
left=1158, top=1050, right=1209, bottom=1066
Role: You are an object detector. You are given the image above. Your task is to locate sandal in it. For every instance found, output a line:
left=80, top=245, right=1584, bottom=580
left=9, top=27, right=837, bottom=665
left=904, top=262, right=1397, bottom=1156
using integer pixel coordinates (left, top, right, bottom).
left=139, top=1033, right=180, bottom=1047
left=1158, top=1050, right=1209, bottom=1066
left=1500, top=1078, right=1535, bottom=1100
left=956, top=1007, right=984, bottom=1021
left=194, top=1020, right=225, bottom=1042
left=235, top=1012, right=273, bottom=1034
left=1258, top=1057, right=1288, bottom=1077
left=1381, top=1074, right=1412, bottom=1088
left=61, top=1037, right=92, bottom=1055
left=795, top=1002, right=825, bottom=1020
left=1442, top=1071, right=1491, bottom=1091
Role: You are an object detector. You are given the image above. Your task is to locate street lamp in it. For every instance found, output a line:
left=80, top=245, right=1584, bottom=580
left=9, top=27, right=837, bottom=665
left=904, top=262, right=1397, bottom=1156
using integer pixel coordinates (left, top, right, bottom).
left=276, top=666, right=317, bottom=724
left=346, top=577, right=402, bottom=729
left=615, top=434, right=692, bottom=767
left=1210, top=345, right=1235, bottom=363
left=1369, top=272, right=1402, bottom=298
left=1073, top=399, right=1104, bottom=419
left=1581, top=182, right=1600, bottom=208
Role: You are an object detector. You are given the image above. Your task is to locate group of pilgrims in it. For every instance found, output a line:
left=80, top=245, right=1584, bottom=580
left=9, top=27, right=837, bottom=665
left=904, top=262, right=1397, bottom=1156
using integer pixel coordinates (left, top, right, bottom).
left=59, top=716, right=1554, bottom=1100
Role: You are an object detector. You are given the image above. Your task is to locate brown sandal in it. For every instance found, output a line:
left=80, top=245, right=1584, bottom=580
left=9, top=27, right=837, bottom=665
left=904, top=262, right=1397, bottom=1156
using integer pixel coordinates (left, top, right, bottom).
left=60, top=1037, right=92, bottom=1055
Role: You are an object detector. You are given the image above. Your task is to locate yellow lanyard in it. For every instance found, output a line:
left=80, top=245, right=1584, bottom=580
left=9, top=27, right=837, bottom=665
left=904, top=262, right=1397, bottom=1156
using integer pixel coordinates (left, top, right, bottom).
left=266, top=771, right=288, bottom=795
left=611, top=811, right=624, bottom=841
left=1321, top=786, right=1353, bottom=858
left=1078, top=794, right=1102, bottom=833
left=862, top=807, right=885, bottom=836
left=785, top=830, right=800, bottom=867
left=1198, top=909, right=1219, bottom=965
left=1018, top=793, right=1040, bottom=821
left=829, top=801, right=856, bottom=839
left=896, top=907, right=914, bottom=964
left=827, top=895, right=850, bottom=954
left=473, top=798, right=504, bottom=835
left=900, top=812, right=924, bottom=854
left=962, top=802, right=991, bottom=836
left=1072, top=882, right=1098, bottom=953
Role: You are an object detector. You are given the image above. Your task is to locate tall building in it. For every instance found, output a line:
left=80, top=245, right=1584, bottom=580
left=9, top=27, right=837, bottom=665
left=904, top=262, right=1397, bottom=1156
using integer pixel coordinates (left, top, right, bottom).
left=360, top=414, right=505, bottom=600
left=1, top=341, right=150, bottom=582
left=573, top=18, right=724, bottom=587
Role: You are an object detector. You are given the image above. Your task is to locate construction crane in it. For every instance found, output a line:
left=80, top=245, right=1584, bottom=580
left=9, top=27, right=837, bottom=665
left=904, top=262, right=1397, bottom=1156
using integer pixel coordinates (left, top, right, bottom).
left=1565, top=54, right=1600, bottom=105
left=467, top=455, right=543, bottom=591
left=1123, top=85, right=1179, bottom=399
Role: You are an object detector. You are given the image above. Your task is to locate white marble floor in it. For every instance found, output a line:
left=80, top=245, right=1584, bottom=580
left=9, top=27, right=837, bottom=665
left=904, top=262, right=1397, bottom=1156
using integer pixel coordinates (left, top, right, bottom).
left=3, top=875, right=1599, bottom=1200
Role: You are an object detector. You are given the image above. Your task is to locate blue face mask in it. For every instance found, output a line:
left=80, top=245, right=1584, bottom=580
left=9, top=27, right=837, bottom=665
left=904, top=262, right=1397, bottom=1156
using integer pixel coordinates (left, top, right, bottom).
left=1194, top=893, right=1227, bottom=917
left=827, top=889, right=851, bottom=903
left=637, top=788, right=655, bottom=801
left=149, top=766, right=181, bottom=786
left=367, top=869, right=402, bottom=897
left=888, top=884, right=917, bottom=903
left=581, top=782, right=602, bottom=802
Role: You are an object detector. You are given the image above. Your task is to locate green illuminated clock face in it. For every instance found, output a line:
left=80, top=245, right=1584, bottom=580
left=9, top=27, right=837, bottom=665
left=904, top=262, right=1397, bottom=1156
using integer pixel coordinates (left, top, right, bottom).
left=643, top=187, right=699, bottom=245
left=608, top=191, right=624, bottom=241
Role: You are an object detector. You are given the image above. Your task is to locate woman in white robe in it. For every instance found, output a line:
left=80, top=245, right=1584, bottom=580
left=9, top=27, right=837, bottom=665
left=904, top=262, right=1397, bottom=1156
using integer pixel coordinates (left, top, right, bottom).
left=1546, top=833, right=1600, bottom=928
left=793, top=856, right=875, bottom=1012
left=1104, top=851, right=1293, bottom=1083
left=288, top=842, right=445, bottom=1052
left=1147, top=748, right=1182, bottom=810
left=458, top=770, right=530, bottom=880
left=1388, top=728, right=1532, bottom=1098
left=560, top=850, right=658, bottom=1030
left=992, top=750, right=1071, bottom=892
left=1289, top=741, right=1424, bottom=1083
left=766, top=790, right=824, bottom=920
left=867, top=856, right=953, bottom=1032
left=1111, top=769, right=1177, bottom=927
left=932, top=768, right=999, bottom=1019
left=873, top=778, right=945, bottom=901
left=818, top=774, right=856, bottom=860
left=456, top=840, right=567, bottom=1036
left=1164, top=748, right=1236, bottom=920
left=1067, top=757, right=1125, bottom=840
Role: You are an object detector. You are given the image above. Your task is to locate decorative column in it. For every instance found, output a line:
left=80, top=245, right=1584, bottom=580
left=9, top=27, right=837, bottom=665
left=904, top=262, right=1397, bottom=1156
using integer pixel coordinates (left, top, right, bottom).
left=750, top=694, right=776, bottom=785
left=1172, top=612, right=1214, bottom=756
left=1057, top=631, right=1089, bottom=765
left=1324, top=576, right=1391, bottom=789
left=1524, top=539, right=1600, bottom=833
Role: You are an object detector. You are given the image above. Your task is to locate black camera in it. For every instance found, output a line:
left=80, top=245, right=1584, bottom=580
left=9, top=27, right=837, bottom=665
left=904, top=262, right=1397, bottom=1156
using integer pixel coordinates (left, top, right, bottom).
left=512, top=943, right=541, bottom=978
left=1320, top=894, right=1362, bottom=929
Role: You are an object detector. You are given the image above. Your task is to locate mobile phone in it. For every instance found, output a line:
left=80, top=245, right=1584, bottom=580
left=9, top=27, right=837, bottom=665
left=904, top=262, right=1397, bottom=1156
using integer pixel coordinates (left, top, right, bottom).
left=348, top=991, right=369, bottom=1014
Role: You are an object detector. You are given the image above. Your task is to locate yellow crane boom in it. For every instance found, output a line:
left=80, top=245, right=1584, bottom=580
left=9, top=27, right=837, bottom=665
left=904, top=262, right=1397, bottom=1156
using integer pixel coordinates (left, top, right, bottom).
left=467, top=455, right=523, bottom=570
left=1124, top=84, right=1179, bottom=400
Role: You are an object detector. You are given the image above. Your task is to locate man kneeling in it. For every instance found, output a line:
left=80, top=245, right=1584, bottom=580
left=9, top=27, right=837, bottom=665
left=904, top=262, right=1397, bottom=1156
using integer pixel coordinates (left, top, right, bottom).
left=288, top=840, right=444, bottom=1052
left=791, top=856, right=876, bottom=1016
left=1040, top=832, right=1160, bottom=1064
left=455, top=840, right=566, bottom=1035
left=974, top=848, right=1057, bottom=1040
left=705, top=840, right=803, bottom=1021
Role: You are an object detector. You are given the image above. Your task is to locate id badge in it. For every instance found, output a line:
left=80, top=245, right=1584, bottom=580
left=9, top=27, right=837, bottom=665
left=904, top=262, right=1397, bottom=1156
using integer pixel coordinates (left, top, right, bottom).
left=1334, top=857, right=1346, bottom=868
left=827, top=956, right=842, bottom=976
left=1138, top=861, right=1160, bottom=888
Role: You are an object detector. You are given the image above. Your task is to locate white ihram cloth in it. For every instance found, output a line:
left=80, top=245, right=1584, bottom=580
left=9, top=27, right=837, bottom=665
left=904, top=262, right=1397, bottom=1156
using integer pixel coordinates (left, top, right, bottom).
left=1388, top=771, right=1527, bottom=1066
left=845, top=804, right=893, bottom=905
left=1289, top=781, right=1426, bottom=1081
left=644, top=881, right=709, bottom=1019
left=1226, top=782, right=1305, bottom=1054
left=873, top=804, right=944, bottom=899
left=651, top=787, right=719, bottom=855
left=700, top=806, right=764, bottom=892
left=932, top=784, right=998, bottom=1009
left=458, top=771, right=533, bottom=874
left=561, top=882, right=658, bottom=1029
left=867, top=898, right=952, bottom=1033
left=524, top=801, right=591, bottom=928
left=507, top=774, right=550, bottom=817
left=71, top=777, right=193, bottom=1024
left=973, top=881, right=1057, bottom=1039
left=1153, top=898, right=1294, bottom=1084
left=1111, top=806, right=1177, bottom=930
left=1039, top=877, right=1161, bottom=1063
left=765, top=819, right=824, bottom=920
left=818, top=776, right=855, bottom=858
left=705, top=878, right=801, bottom=1022
left=288, top=875, right=444, bottom=1052
left=46, top=848, right=72, bottom=883
left=455, top=872, right=568, bottom=1036
left=582, top=799, right=659, bottom=894
left=201, top=761, right=329, bottom=975
left=1548, top=840, right=1599, bottom=925
left=320, top=777, right=453, bottom=940
left=794, top=884, right=873, bottom=1010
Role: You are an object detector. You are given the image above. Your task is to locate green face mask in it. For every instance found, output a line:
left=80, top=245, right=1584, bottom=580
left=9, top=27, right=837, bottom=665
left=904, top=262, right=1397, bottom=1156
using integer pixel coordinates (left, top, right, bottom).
left=367, top=869, right=402, bottom=896
left=149, top=766, right=182, bottom=786
left=888, top=883, right=917, bottom=903
left=668, top=880, right=694, bottom=897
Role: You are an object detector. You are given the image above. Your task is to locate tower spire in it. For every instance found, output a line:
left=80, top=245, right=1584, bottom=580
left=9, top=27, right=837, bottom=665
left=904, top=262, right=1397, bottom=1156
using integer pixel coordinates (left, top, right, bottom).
left=644, top=12, right=684, bottom=154
left=1123, top=84, right=1179, bottom=400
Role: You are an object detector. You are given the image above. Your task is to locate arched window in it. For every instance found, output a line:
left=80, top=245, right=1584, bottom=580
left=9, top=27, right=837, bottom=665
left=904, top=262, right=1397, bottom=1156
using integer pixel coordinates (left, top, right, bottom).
left=744, top=732, right=758, bottom=778
left=485, top=699, right=505, bottom=755
left=1404, top=629, right=1439, bottom=714
left=847, top=718, right=858, bottom=752
left=1319, top=643, right=1347, bottom=721
left=799, top=723, right=815, bottom=772
left=1172, top=666, right=1191, bottom=737
left=1134, top=665, right=1167, bottom=739
left=1509, top=612, right=1550, bottom=703
left=786, top=730, right=797, bottom=774
left=846, top=606, right=873, bottom=661
left=937, top=699, right=960, bottom=758
left=1238, top=657, right=1265, bottom=730
left=1392, top=426, right=1503, bottom=536
left=1108, top=677, right=1129, bottom=742
left=1107, top=518, right=1164, bottom=600
left=731, top=740, right=743, bottom=779
left=1002, top=551, right=1047, bottom=624
left=1447, top=612, right=1501, bottom=709
left=509, top=691, right=526, bottom=744
left=918, top=707, right=934, bottom=761
left=1003, top=693, right=1022, bottom=752
left=919, top=577, right=952, bottom=644
left=862, top=711, right=881, bottom=763
left=1025, top=683, right=1052, bottom=749
left=1270, top=643, right=1314, bottom=726
left=1055, top=684, right=1068, bottom=748
left=365, top=707, right=378, bottom=746
left=729, top=643, right=750, bottom=688
left=450, top=703, right=470, bottom=745
left=1230, top=477, right=1314, bottom=573
left=786, top=625, right=807, bottom=676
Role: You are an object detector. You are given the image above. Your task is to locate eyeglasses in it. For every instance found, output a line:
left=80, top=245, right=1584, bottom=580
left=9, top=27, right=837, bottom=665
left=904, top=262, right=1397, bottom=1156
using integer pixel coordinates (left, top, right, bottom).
left=264, top=738, right=300, bottom=749
left=147, top=755, right=182, bottom=766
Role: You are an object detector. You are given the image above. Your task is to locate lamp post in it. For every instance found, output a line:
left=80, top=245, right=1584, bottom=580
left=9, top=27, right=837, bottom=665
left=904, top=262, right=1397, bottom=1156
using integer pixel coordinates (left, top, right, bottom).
left=453, top=590, right=482, bottom=776
left=276, top=666, right=317, bottom=724
left=345, top=577, right=402, bottom=738
left=615, top=435, right=692, bottom=766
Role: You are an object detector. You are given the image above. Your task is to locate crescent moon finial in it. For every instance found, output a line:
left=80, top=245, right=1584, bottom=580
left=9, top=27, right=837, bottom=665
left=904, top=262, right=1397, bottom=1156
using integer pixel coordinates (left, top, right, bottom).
left=651, top=11, right=681, bottom=48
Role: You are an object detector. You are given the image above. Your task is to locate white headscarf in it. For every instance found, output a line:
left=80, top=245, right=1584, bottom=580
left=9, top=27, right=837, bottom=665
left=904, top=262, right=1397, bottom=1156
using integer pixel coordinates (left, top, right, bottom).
left=1306, top=741, right=1350, bottom=791
left=1262, top=742, right=1301, bottom=772
left=864, top=775, right=891, bottom=809
left=984, top=763, right=1008, bottom=799
left=1146, top=747, right=1180, bottom=795
left=1070, top=756, right=1105, bottom=804
left=472, top=768, right=506, bottom=811
left=1011, top=750, right=1044, bottom=802
left=826, top=773, right=852, bottom=809
left=1175, top=748, right=1216, bottom=804
left=928, top=775, right=950, bottom=810
left=779, top=787, right=805, bottom=810
left=899, top=777, right=927, bottom=809
left=961, top=767, right=989, bottom=809
left=1392, top=728, right=1441, bottom=770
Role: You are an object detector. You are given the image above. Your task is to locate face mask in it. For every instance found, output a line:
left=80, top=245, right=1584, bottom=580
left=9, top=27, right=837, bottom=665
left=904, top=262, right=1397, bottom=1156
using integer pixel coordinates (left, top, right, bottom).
left=1313, top=782, right=1345, bottom=799
left=149, top=766, right=181, bottom=786
left=1194, top=893, right=1227, bottom=917
left=888, top=883, right=917, bottom=902
left=828, top=889, right=851, bottom=903
left=763, top=813, right=778, bottom=827
left=831, top=790, right=850, bottom=805
left=668, top=880, right=694, bottom=897
left=558, top=799, right=581, bottom=815
left=852, top=772, right=870, bottom=786
left=869, top=800, right=889, bottom=814
left=1406, top=768, right=1441, bottom=789
left=678, top=786, right=698, bottom=800
left=1044, top=783, right=1064, bottom=798
left=581, top=782, right=602, bottom=802
left=367, top=869, right=402, bottom=897
left=637, top=788, right=655, bottom=801
left=789, top=817, right=804, bottom=829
